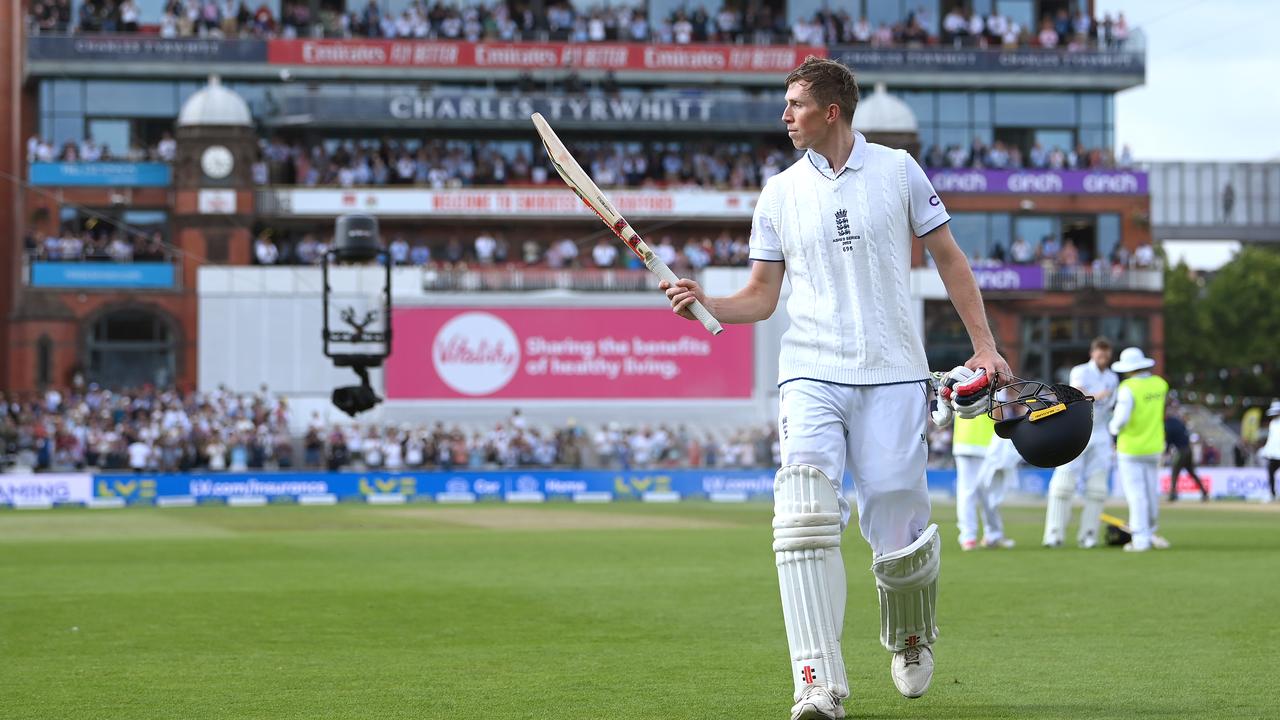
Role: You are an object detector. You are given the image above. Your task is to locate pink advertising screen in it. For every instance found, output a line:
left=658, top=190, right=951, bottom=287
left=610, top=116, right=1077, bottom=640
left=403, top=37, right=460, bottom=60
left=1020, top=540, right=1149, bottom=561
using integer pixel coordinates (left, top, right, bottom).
left=384, top=308, right=754, bottom=399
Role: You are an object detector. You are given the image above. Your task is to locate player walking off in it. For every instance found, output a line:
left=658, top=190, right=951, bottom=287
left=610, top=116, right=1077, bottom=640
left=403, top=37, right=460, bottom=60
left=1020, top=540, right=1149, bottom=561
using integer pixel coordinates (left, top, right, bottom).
left=661, top=57, right=1009, bottom=719
left=952, top=412, right=998, bottom=545
left=1043, top=338, right=1118, bottom=548
left=1108, top=347, right=1170, bottom=552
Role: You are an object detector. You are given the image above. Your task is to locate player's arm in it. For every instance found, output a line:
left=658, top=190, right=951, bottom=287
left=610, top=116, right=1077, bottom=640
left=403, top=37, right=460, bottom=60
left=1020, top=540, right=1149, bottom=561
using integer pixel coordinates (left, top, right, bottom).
left=923, top=224, right=1010, bottom=380
left=662, top=260, right=784, bottom=324
left=1109, top=384, right=1134, bottom=436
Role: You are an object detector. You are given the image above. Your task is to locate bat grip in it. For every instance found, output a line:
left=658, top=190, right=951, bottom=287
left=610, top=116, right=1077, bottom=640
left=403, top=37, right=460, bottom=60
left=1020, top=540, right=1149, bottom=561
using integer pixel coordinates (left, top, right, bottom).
left=687, top=298, right=725, bottom=336
left=647, top=260, right=723, bottom=336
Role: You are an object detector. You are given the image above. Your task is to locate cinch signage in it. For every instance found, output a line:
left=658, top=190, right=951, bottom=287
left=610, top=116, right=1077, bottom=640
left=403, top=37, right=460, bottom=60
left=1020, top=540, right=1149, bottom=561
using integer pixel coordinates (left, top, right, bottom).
left=927, top=169, right=1148, bottom=195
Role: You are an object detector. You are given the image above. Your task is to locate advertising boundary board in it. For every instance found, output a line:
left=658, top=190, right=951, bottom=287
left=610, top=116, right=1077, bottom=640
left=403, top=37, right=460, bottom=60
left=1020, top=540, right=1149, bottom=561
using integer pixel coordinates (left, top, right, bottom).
left=0, top=469, right=1064, bottom=507
left=0, top=473, right=94, bottom=507
left=6, top=468, right=1267, bottom=509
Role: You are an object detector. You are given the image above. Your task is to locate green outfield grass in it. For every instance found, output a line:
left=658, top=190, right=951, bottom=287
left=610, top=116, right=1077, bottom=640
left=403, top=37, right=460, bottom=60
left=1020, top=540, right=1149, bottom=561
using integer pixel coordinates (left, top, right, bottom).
left=2, top=501, right=1277, bottom=719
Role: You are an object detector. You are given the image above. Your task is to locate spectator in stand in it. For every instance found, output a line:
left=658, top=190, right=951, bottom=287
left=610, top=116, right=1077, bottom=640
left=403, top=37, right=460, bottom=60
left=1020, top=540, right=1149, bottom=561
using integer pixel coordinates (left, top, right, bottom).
left=387, top=234, right=410, bottom=265
left=590, top=237, right=617, bottom=268
left=409, top=242, right=431, bottom=266
left=473, top=229, right=497, bottom=265
left=253, top=232, right=279, bottom=265
left=1039, top=235, right=1061, bottom=261
left=1038, top=18, right=1059, bottom=48
left=1112, top=12, right=1129, bottom=49
left=1133, top=242, right=1155, bottom=268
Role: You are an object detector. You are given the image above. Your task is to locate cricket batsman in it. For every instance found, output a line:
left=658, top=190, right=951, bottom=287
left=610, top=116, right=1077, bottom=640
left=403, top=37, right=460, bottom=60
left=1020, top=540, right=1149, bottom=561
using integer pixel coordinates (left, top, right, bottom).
left=662, top=56, right=1009, bottom=719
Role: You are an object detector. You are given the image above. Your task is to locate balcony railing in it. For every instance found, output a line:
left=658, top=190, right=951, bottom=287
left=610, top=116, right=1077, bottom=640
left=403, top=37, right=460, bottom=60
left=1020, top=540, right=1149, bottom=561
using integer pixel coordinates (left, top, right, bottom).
left=1041, top=264, right=1162, bottom=292
left=422, top=267, right=671, bottom=293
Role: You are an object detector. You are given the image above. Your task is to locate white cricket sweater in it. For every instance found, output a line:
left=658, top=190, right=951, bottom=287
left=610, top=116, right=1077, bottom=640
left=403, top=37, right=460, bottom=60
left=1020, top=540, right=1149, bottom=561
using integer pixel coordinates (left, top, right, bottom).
left=750, top=133, right=950, bottom=386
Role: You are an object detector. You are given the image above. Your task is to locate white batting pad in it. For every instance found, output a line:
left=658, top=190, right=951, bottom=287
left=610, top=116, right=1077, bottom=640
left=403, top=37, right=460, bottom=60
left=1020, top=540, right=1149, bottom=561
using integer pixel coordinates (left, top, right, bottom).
left=1078, top=465, right=1110, bottom=547
left=773, top=464, right=848, bottom=700
left=871, top=523, right=940, bottom=653
left=1043, top=467, right=1075, bottom=546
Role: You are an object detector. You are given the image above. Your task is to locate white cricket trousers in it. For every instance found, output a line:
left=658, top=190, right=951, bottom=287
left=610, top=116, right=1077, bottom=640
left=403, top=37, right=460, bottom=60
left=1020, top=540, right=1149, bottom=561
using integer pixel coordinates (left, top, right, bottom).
left=953, top=455, right=987, bottom=544
left=1118, top=455, right=1161, bottom=550
left=777, top=379, right=930, bottom=556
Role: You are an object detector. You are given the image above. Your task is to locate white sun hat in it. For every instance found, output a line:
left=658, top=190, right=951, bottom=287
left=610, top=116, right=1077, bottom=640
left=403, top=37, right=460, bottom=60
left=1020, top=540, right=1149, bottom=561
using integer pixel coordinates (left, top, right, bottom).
left=1111, top=347, right=1156, bottom=374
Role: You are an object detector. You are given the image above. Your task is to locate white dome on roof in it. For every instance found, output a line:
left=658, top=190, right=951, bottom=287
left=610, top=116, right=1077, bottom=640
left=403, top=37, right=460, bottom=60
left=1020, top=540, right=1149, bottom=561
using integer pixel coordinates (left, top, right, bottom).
left=853, top=83, right=917, bottom=133
left=177, top=76, right=252, bottom=128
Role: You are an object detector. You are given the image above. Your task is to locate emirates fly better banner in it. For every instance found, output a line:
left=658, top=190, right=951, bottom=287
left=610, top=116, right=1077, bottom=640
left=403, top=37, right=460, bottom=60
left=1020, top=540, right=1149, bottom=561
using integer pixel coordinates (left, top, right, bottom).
left=267, top=39, right=824, bottom=72
left=385, top=308, right=753, bottom=399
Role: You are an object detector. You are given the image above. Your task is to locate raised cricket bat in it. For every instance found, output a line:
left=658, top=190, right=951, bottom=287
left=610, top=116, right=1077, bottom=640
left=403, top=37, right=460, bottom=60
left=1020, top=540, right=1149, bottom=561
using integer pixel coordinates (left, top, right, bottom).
left=530, top=112, right=724, bottom=336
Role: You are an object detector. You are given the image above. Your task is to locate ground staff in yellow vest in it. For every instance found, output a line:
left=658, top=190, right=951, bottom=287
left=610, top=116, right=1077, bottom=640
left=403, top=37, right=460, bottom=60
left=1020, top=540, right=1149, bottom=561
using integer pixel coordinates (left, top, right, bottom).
left=953, top=413, right=996, bottom=550
left=1107, top=347, right=1171, bottom=552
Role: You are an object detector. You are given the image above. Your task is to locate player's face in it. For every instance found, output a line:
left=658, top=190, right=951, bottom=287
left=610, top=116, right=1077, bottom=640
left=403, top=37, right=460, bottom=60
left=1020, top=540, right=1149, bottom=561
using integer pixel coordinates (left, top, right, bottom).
left=782, top=82, right=829, bottom=150
left=1091, top=346, right=1112, bottom=368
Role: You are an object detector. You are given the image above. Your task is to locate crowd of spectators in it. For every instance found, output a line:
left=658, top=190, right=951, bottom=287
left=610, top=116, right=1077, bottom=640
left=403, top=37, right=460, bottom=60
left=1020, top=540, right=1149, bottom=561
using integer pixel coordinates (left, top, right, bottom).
left=8, top=384, right=1257, bottom=477
left=961, top=237, right=1158, bottom=271
left=35, top=129, right=1128, bottom=180
left=25, top=227, right=170, bottom=264
left=256, top=136, right=795, bottom=191
left=1, top=385, right=782, bottom=473
left=27, top=0, right=1135, bottom=51
left=924, top=140, right=1132, bottom=171
left=258, top=136, right=1125, bottom=192
left=1, top=384, right=293, bottom=473
left=254, top=228, right=752, bottom=270
left=26, top=132, right=175, bottom=165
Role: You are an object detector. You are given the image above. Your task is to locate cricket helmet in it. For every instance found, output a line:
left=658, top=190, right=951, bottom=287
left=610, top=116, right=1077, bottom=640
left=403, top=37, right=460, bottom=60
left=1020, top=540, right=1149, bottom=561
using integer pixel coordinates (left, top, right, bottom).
left=988, top=378, right=1095, bottom=468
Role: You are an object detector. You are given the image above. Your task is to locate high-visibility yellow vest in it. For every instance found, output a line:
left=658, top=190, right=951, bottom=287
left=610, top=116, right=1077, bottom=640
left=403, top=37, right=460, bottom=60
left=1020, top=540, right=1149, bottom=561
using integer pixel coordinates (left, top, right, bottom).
left=1117, top=374, right=1169, bottom=456
left=953, top=414, right=995, bottom=457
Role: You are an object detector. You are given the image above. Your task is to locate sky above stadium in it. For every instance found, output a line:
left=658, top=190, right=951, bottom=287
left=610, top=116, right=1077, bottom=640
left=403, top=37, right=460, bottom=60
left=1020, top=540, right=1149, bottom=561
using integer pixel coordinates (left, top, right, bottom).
left=1096, top=0, right=1279, bottom=161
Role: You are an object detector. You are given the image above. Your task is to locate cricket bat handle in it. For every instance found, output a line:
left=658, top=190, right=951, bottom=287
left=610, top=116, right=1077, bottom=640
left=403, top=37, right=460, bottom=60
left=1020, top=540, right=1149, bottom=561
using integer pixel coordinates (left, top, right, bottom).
left=644, top=257, right=724, bottom=336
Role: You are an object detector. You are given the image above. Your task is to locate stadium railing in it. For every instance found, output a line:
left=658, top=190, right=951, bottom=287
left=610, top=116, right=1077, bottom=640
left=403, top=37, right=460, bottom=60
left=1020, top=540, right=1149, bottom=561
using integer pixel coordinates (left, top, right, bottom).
left=1041, top=264, right=1162, bottom=292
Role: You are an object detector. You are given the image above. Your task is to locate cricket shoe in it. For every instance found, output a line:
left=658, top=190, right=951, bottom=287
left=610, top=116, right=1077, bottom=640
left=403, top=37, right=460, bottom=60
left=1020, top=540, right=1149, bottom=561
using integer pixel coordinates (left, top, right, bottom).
left=790, top=685, right=844, bottom=720
left=1122, top=542, right=1149, bottom=553
left=1078, top=529, right=1097, bottom=549
left=983, top=537, right=1015, bottom=549
left=1151, top=535, right=1172, bottom=550
left=891, top=644, right=934, bottom=698
left=960, top=539, right=978, bottom=551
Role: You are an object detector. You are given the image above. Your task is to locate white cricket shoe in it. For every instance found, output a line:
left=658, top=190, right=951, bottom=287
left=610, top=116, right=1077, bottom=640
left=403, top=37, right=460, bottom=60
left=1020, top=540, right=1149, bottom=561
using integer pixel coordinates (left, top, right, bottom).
left=1151, top=535, right=1172, bottom=550
left=1078, top=529, right=1097, bottom=549
left=983, top=537, right=1015, bottom=549
left=891, top=645, right=934, bottom=699
left=790, top=685, right=844, bottom=720
left=1122, top=542, right=1149, bottom=553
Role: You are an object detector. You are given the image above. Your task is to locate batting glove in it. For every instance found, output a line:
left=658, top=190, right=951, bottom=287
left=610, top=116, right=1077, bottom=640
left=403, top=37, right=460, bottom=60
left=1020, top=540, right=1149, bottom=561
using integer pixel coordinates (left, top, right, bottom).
left=938, top=366, right=991, bottom=420
left=930, top=397, right=954, bottom=427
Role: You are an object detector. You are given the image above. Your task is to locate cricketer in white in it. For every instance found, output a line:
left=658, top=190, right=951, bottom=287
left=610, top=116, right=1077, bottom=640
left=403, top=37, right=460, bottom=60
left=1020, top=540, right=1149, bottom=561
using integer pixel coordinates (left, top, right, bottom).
left=662, top=58, right=1011, bottom=720
left=1043, top=338, right=1118, bottom=548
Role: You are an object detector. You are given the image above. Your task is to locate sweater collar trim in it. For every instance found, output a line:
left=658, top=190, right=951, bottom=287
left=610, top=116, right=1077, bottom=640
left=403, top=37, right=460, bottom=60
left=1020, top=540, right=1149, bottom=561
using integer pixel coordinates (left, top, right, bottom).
left=805, top=132, right=867, bottom=179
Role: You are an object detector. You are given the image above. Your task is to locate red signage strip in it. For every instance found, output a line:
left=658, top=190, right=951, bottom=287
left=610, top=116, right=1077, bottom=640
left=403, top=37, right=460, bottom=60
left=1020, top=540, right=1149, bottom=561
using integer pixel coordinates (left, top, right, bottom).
left=267, top=39, right=825, bottom=72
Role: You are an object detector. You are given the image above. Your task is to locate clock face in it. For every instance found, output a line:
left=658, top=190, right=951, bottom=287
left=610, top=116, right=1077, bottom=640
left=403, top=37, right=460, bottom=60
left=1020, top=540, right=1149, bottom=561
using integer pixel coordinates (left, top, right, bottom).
left=200, top=145, right=235, bottom=180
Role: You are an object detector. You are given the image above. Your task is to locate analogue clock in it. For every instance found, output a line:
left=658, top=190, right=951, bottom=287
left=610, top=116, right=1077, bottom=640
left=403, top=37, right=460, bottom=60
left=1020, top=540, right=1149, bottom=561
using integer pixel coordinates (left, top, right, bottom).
left=200, top=145, right=235, bottom=180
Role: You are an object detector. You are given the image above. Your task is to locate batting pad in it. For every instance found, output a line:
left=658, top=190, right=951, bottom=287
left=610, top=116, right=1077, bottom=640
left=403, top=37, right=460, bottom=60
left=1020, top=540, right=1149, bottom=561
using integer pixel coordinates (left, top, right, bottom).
left=872, top=523, right=940, bottom=653
left=1043, top=468, right=1074, bottom=546
left=773, top=464, right=849, bottom=700
left=1078, top=466, right=1110, bottom=546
